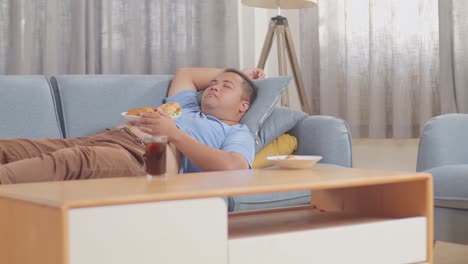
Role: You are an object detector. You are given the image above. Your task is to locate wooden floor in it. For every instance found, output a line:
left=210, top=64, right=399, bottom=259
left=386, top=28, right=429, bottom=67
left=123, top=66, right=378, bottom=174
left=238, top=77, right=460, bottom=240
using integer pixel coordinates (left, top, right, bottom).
left=434, top=242, right=468, bottom=264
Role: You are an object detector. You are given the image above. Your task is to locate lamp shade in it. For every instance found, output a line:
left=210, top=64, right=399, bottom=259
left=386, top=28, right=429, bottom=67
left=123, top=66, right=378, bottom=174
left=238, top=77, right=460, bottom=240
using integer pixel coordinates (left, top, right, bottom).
left=241, top=0, right=316, bottom=9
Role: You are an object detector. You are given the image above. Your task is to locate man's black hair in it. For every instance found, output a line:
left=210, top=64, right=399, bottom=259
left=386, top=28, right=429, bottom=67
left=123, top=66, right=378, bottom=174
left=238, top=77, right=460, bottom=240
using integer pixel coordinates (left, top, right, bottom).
left=224, top=68, right=257, bottom=105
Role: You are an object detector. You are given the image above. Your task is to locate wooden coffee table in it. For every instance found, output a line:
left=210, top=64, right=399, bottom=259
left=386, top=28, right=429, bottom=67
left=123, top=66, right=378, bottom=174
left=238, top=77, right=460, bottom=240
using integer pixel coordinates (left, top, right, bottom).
left=0, top=166, right=433, bottom=264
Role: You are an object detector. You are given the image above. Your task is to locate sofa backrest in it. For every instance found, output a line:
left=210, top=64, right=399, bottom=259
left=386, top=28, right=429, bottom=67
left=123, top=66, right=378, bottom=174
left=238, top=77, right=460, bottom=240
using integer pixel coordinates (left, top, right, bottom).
left=51, top=75, right=173, bottom=138
left=0, top=75, right=62, bottom=139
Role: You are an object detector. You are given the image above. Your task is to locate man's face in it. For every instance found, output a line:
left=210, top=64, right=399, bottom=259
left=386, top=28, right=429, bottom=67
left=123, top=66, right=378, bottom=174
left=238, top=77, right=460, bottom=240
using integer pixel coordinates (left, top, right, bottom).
left=201, top=72, right=250, bottom=118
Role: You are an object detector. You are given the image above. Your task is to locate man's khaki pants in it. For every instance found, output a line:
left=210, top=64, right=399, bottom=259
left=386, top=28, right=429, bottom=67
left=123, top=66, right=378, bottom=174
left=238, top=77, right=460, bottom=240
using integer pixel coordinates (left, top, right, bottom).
left=0, top=129, right=147, bottom=184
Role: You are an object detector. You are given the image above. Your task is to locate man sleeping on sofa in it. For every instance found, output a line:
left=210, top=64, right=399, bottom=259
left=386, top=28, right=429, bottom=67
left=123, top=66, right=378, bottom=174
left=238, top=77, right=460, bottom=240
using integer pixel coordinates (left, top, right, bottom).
left=0, top=67, right=265, bottom=184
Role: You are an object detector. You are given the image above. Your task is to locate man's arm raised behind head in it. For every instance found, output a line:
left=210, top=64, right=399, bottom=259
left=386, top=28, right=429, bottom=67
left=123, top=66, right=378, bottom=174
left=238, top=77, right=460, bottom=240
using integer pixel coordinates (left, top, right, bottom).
left=167, top=68, right=225, bottom=97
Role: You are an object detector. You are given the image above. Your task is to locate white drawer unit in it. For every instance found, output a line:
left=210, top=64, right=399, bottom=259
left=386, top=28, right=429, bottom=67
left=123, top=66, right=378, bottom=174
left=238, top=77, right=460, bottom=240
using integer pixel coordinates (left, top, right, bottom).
left=229, top=209, right=426, bottom=264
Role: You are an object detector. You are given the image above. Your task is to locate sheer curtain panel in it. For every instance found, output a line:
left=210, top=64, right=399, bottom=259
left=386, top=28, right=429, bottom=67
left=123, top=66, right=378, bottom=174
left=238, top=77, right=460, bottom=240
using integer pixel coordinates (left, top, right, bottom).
left=300, top=0, right=440, bottom=138
left=439, top=0, right=468, bottom=114
left=0, top=0, right=238, bottom=75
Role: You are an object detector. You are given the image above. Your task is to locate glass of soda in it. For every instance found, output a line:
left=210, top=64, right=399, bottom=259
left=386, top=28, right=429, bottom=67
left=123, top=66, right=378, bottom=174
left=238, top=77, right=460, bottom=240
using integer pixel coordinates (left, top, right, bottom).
left=143, top=136, right=167, bottom=177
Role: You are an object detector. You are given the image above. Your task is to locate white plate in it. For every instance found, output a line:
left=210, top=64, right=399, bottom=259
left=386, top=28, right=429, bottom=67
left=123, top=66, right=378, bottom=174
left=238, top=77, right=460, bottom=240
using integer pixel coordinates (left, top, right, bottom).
left=121, top=112, right=141, bottom=122
left=267, top=155, right=322, bottom=169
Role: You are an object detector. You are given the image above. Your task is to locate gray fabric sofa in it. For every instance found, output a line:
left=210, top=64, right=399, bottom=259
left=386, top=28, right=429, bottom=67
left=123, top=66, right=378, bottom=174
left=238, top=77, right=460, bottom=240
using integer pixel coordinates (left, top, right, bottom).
left=417, top=113, right=468, bottom=244
left=0, top=74, right=352, bottom=212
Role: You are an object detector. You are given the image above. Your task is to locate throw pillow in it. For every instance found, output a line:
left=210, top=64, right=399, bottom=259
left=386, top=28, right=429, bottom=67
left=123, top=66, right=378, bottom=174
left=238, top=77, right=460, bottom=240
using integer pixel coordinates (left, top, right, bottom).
left=242, top=76, right=291, bottom=139
left=255, top=106, right=308, bottom=152
left=253, top=134, right=297, bottom=169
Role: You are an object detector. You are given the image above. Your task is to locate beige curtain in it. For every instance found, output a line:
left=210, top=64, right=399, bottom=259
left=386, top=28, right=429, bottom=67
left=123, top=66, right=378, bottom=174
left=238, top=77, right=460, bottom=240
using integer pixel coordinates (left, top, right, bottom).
left=0, top=0, right=238, bottom=75
left=300, top=0, right=442, bottom=138
left=439, top=0, right=468, bottom=114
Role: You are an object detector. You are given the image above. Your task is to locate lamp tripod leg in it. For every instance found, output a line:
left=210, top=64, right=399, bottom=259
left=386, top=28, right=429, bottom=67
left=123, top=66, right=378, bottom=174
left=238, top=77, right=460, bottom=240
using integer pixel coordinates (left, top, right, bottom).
left=257, top=20, right=276, bottom=69
left=284, top=23, right=311, bottom=114
left=256, top=16, right=311, bottom=114
left=276, top=24, right=290, bottom=107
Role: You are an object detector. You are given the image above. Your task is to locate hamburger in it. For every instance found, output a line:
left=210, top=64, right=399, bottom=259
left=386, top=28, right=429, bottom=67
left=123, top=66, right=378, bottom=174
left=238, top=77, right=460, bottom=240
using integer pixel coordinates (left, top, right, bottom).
left=126, top=102, right=182, bottom=119
left=126, top=106, right=155, bottom=116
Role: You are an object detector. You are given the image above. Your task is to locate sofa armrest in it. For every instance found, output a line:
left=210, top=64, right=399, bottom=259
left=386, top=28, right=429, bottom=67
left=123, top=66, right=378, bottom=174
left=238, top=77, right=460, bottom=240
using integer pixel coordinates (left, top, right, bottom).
left=289, top=116, right=352, bottom=167
left=416, top=113, right=468, bottom=172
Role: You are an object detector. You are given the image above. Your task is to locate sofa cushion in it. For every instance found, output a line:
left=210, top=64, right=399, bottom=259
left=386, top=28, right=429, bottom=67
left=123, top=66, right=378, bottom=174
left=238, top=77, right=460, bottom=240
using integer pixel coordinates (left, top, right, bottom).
left=51, top=75, right=172, bottom=138
left=256, top=106, right=307, bottom=152
left=229, top=190, right=311, bottom=212
left=0, top=76, right=62, bottom=139
left=426, top=165, right=468, bottom=210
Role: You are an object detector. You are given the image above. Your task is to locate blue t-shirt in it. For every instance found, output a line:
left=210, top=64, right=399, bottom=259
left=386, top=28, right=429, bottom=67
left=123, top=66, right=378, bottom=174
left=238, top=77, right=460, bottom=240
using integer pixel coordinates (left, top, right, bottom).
left=163, top=90, right=255, bottom=173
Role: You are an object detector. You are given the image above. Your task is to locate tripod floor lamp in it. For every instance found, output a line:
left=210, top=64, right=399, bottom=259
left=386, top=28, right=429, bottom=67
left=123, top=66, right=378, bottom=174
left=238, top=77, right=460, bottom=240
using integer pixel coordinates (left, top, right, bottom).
left=242, top=0, right=316, bottom=114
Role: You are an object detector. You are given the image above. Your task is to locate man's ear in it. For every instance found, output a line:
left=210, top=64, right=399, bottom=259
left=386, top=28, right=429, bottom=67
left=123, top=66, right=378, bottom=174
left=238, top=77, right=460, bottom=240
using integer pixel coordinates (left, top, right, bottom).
left=239, top=101, right=250, bottom=114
